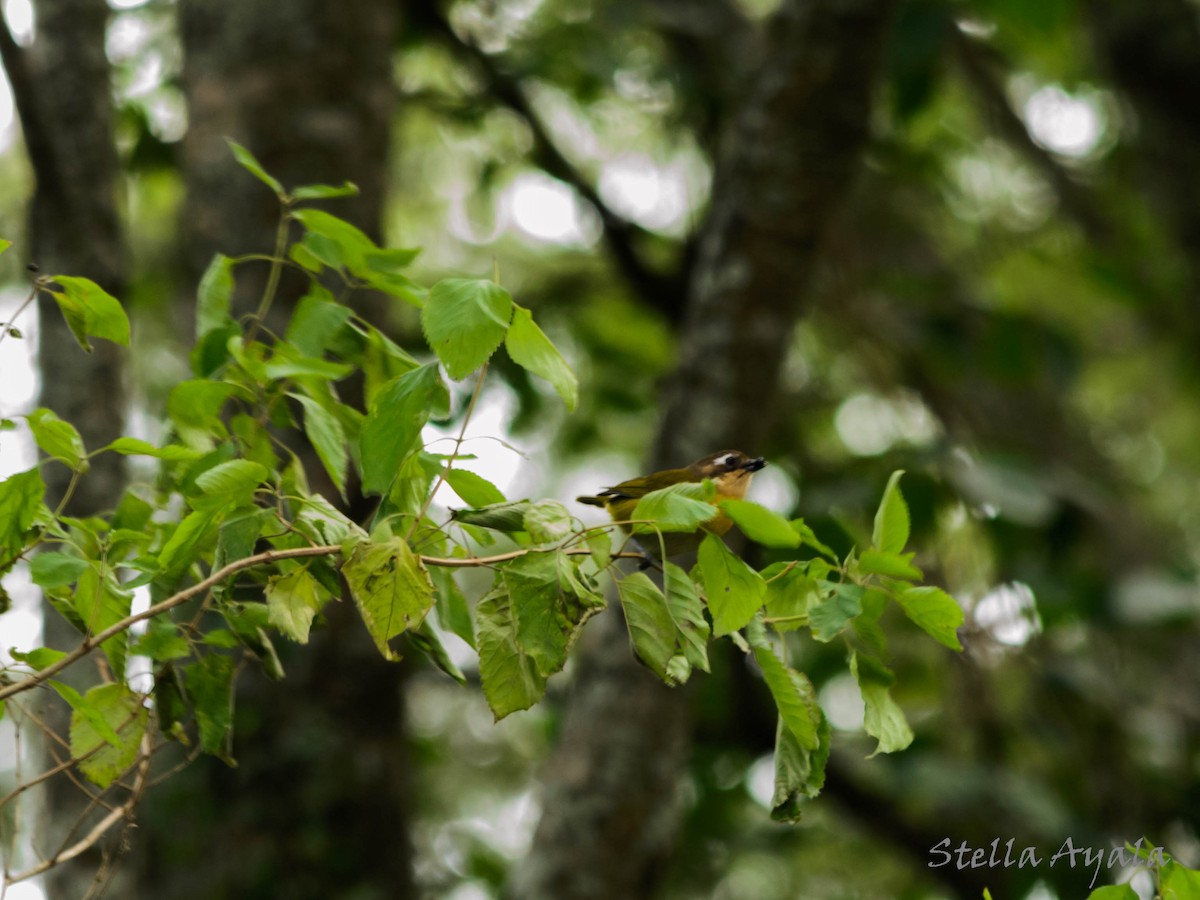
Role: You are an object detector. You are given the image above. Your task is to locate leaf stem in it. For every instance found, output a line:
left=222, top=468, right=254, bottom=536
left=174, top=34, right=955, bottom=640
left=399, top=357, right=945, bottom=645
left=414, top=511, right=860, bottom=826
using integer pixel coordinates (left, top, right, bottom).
left=408, top=361, right=489, bottom=541
left=0, top=283, right=38, bottom=350
left=244, top=209, right=291, bottom=344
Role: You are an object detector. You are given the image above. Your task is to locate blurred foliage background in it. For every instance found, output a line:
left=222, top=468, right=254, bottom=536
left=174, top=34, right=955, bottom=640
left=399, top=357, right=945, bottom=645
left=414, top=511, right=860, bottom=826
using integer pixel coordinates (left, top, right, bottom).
left=1, top=0, right=1199, bottom=898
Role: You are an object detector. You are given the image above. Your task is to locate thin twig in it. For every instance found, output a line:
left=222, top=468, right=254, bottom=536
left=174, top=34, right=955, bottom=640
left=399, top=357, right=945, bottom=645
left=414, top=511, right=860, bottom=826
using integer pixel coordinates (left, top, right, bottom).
left=0, top=540, right=648, bottom=702
left=7, top=733, right=154, bottom=884
left=0, top=737, right=108, bottom=809
left=409, top=361, right=490, bottom=542
left=0, top=284, right=38, bottom=350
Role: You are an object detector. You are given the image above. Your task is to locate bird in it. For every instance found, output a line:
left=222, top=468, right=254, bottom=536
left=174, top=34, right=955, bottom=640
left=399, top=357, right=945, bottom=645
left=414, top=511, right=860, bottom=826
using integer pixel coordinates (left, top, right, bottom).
left=577, top=450, right=766, bottom=557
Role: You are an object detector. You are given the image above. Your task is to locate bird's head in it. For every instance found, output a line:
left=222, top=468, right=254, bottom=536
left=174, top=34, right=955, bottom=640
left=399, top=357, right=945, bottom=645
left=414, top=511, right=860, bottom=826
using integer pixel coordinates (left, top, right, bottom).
left=686, top=450, right=766, bottom=499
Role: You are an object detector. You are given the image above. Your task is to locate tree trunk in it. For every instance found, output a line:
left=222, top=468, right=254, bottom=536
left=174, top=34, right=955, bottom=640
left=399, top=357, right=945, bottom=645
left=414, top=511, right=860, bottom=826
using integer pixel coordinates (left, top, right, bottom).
left=2, top=0, right=128, bottom=895
left=14, top=0, right=127, bottom=513
left=1086, top=0, right=1200, bottom=324
left=132, top=3, right=413, bottom=898
left=514, top=1, right=896, bottom=897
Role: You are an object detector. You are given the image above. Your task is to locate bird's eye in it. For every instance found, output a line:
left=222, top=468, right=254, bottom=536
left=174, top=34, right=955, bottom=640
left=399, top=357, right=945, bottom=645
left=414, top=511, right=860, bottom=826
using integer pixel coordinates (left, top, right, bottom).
left=720, top=454, right=739, bottom=468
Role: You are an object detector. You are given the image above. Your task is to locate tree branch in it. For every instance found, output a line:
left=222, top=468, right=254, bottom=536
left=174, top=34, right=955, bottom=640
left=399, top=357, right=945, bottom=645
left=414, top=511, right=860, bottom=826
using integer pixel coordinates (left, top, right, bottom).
left=951, top=28, right=1113, bottom=245
left=0, top=9, right=66, bottom=207
left=419, top=6, right=689, bottom=321
left=0, top=542, right=647, bottom=702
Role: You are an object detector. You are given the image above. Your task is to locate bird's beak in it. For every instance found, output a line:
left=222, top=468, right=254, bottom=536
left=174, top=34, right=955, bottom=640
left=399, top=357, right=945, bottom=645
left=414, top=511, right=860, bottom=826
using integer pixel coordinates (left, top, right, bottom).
left=744, top=457, right=766, bottom=472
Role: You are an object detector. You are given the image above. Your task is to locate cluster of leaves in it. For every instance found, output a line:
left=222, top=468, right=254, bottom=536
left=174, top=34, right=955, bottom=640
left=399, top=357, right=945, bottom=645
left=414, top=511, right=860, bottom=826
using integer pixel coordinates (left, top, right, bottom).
left=0, top=146, right=960, bottom=833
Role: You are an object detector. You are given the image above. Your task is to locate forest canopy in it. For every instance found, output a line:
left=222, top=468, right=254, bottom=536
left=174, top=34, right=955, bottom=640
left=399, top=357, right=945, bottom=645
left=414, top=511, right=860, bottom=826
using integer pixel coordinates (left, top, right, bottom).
left=1, top=1, right=1199, bottom=899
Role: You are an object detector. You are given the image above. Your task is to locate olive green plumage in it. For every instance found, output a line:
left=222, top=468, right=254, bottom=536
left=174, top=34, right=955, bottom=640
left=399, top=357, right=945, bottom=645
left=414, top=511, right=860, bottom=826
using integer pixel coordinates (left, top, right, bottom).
left=577, top=450, right=765, bottom=557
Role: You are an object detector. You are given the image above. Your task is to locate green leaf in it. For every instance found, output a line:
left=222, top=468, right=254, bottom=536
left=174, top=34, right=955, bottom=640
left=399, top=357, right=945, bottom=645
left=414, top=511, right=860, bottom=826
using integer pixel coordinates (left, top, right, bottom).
left=0, top=468, right=45, bottom=562
left=202, top=629, right=240, bottom=649
left=292, top=495, right=367, bottom=546
left=698, top=533, right=767, bottom=637
left=158, top=508, right=221, bottom=575
left=617, top=572, right=680, bottom=682
left=857, top=548, right=922, bottom=580
left=293, top=232, right=343, bottom=271
left=227, top=138, right=284, bottom=196
left=73, top=565, right=133, bottom=676
left=221, top=604, right=278, bottom=676
left=663, top=561, right=710, bottom=674
left=431, top=565, right=475, bottom=648
left=408, top=619, right=467, bottom=684
left=29, top=551, right=89, bottom=589
left=450, top=499, right=533, bottom=533
left=192, top=459, right=268, bottom=510
left=263, top=346, right=354, bottom=382
left=167, top=380, right=241, bottom=445
left=112, top=489, right=154, bottom=533
left=384, top=452, right=439, bottom=520
left=359, top=324, right=422, bottom=406
left=0, top=238, right=10, bottom=255
left=586, top=529, right=612, bottom=570
left=285, top=288, right=352, bottom=357
left=475, top=552, right=602, bottom=717
left=129, top=619, right=191, bottom=661
left=1159, top=860, right=1200, bottom=899
left=362, top=255, right=427, bottom=307
left=632, top=481, right=716, bottom=532
left=359, top=363, right=446, bottom=495
left=792, top=519, right=837, bottom=560
left=153, top=665, right=188, bottom=742
left=190, top=320, right=239, bottom=377
left=851, top=652, right=913, bottom=755
left=288, top=240, right=325, bottom=273
left=770, top=713, right=831, bottom=823
left=294, top=395, right=348, bottom=498
left=367, top=246, right=421, bottom=270
left=1084, top=886, right=1138, bottom=900
left=719, top=499, right=801, bottom=548
left=26, top=408, right=86, bottom=470
left=523, top=499, right=573, bottom=543
left=291, top=181, right=359, bottom=200
left=266, top=567, right=329, bottom=644
left=214, top=508, right=269, bottom=574
left=872, top=470, right=910, bottom=554
left=763, top=564, right=816, bottom=631
left=809, top=582, right=864, bottom=642
left=9, top=647, right=68, bottom=670
left=753, top=645, right=820, bottom=750
left=48, top=288, right=91, bottom=351
left=291, top=208, right=377, bottom=275
left=853, top=589, right=890, bottom=660
left=895, top=585, right=963, bottom=650
left=421, top=278, right=513, bottom=380
left=503, top=551, right=598, bottom=679
left=49, top=276, right=130, bottom=349
left=476, top=585, right=546, bottom=719
left=196, top=253, right=235, bottom=337
left=105, top=437, right=204, bottom=461
left=67, top=683, right=148, bottom=788
left=505, top=305, right=578, bottom=410
left=184, top=654, right=237, bottom=764
left=342, top=538, right=436, bottom=659
left=445, top=469, right=506, bottom=507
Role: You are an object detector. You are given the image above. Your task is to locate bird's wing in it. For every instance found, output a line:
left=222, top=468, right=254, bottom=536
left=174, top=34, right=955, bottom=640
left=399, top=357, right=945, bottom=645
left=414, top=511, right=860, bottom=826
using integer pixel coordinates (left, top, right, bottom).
left=599, top=467, right=690, bottom=500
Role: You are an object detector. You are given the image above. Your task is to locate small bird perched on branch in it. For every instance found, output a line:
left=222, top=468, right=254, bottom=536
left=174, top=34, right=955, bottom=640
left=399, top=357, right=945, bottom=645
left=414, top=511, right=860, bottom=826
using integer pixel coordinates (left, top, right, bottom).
left=577, top=450, right=766, bottom=557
